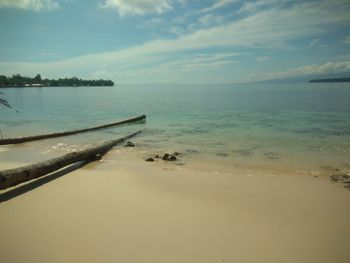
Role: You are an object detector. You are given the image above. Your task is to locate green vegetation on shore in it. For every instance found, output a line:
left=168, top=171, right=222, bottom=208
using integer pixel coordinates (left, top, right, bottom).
left=309, top=78, right=350, bottom=83
left=0, top=74, right=114, bottom=87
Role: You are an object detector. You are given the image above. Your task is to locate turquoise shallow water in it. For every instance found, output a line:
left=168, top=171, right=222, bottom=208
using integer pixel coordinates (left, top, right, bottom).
left=1, top=83, right=350, bottom=172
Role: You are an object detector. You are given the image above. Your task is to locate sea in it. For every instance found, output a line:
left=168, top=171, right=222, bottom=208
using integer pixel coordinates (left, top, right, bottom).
left=1, top=83, right=350, bottom=175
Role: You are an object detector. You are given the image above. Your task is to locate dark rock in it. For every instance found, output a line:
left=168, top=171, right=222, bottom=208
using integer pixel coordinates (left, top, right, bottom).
left=263, top=152, right=281, bottom=160
left=234, top=149, right=253, bottom=157
left=330, top=175, right=338, bottom=182
left=168, top=155, right=177, bottom=161
left=321, top=166, right=340, bottom=172
left=330, top=174, right=350, bottom=190
left=93, top=153, right=103, bottom=161
left=153, top=154, right=161, bottom=159
left=233, top=146, right=258, bottom=157
left=125, top=141, right=135, bottom=147
left=162, top=153, right=177, bottom=161
left=340, top=174, right=350, bottom=180
left=216, top=152, right=229, bottom=157
left=173, top=151, right=181, bottom=156
left=145, top=157, right=155, bottom=162
left=330, top=173, right=350, bottom=183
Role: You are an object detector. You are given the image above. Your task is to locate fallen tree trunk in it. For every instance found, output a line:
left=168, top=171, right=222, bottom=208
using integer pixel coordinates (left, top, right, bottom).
left=0, top=131, right=141, bottom=190
left=0, top=115, right=146, bottom=145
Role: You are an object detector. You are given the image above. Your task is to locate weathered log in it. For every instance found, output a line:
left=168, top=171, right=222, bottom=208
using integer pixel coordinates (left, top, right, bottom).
left=0, top=131, right=141, bottom=190
left=0, top=115, right=146, bottom=145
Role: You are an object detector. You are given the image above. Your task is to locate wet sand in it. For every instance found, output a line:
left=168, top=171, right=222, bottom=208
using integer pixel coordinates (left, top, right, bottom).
left=0, top=151, right=350, bottom=263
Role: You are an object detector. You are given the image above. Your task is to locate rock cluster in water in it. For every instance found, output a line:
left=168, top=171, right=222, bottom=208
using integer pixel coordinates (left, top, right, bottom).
left=323, top=165, right=350, bottom=190
left=123, top=141, right=182, bottom=164
left=145, top=152, right=181, bottom=162
left=124, top=141, right=136, bottom=147
left=330, top=174, right=350, bottom=189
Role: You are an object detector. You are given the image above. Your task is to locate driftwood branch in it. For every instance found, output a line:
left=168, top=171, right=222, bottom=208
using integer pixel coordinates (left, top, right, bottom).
left=0, top=115, right=146, bottom=145
left=0, top=131, right=141, bottom=190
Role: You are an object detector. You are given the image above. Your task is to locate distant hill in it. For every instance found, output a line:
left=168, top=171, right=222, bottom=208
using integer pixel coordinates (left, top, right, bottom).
left=0, top=74, right=115, bottom=87
left=309, top=78, right=350, bottom=83
left=250, top=72, right=350, bottom=84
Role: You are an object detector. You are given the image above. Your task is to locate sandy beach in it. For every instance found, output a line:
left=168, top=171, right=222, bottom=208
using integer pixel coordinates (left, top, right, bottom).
left=0, top=149, right=349, bottom=263
left=2, top=0, right=350, bottom=261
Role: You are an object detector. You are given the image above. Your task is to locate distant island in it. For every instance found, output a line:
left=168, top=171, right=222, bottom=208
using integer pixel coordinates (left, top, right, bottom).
left=0, top=74, right=114, bottom=87
left=309, top=78, right=350, bottom=83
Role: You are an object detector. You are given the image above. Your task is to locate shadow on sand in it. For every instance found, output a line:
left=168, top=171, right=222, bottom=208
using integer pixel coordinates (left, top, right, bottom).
left=0, top=159, right=93, bottom=203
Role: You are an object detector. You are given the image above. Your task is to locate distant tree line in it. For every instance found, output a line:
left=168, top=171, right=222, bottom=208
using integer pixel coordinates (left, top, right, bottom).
left=309, top=78, right=350, bottom=83
left=0, top=74, right=114, bottom=87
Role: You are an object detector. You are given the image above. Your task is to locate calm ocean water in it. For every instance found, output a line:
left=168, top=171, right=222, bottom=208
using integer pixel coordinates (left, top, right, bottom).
left=1, top=83, right=350, bottom=172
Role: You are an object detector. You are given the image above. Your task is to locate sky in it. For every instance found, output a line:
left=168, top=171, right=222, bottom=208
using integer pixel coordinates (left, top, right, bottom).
left=0, top=0, right=350, bottom=84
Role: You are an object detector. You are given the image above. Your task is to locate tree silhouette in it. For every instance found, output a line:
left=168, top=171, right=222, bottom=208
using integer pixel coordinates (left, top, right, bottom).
left=0, top=74, right=114, bottom=87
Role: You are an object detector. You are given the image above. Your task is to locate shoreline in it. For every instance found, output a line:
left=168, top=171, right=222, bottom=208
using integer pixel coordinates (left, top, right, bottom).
left=1, top=138, right=349, bottom=181
left=1, top=151, right=350, bottom=263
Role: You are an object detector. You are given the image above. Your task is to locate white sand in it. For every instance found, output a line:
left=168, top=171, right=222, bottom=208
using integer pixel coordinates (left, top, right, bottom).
left=0, top=152, right=349, bottom=263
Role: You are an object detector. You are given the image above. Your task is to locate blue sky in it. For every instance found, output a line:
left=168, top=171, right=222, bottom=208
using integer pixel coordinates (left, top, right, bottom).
left=0, top=0, right=350, bottom=84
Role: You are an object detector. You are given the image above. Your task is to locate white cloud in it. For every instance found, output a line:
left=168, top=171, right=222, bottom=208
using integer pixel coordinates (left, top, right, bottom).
left=100, top=0, right=173, bottom=15
left=143, top=17, right=164, bottom=27
left=201, top=0, right=239, bottom=13
left=198, top=13, right=225, bottom=26
left=309, top=38, right=320, bottom=47
left=254, top=61, right=350, bottom=81
left=238, top=0, right=350, bottom=16
left=0, top=0, right=59, bottom=11
left=177, top=1, right=350, bottom=51
left=1, top=0, right=350, bottom=84
left=164, top=52, right=241, bottom=70
left=256, top=56, right=270, bottom=62
left=238, top=0, right=289, bottom=14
